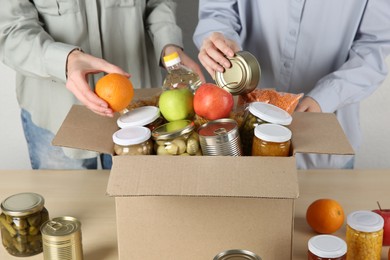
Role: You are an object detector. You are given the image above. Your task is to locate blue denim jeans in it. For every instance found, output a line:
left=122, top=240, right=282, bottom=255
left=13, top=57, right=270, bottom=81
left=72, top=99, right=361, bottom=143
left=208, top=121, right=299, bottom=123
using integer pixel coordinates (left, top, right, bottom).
left=21, top=109, right=112, bottom=169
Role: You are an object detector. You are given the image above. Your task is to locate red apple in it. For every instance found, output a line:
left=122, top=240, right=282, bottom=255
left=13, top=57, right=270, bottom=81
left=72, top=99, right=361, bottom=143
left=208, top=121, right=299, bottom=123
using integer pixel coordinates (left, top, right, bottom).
left=193, top=83, right=234, bottom=120
left=373, top=209, right=390, bottom=246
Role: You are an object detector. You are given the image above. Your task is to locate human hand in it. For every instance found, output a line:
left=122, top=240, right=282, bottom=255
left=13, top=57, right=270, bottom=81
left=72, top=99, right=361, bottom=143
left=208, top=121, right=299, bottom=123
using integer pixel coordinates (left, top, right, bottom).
left=198, top=32, right=240, bottom=79
left=66, top=50, right=130, bottom=117
left=163, top=45, right=206, bottom=84
left=295, top=96, right=322, bottom=112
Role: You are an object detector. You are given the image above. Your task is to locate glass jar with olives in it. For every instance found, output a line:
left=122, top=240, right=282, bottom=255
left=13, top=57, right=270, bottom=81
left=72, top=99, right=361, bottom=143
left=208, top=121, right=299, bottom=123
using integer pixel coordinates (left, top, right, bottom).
left=152, top=120, right=201, bottom=156
left=0, top=192, right=50, bottom=257
left=240, top=102, right=292, bottom=156
left=112, top=126, right=154, bottom=155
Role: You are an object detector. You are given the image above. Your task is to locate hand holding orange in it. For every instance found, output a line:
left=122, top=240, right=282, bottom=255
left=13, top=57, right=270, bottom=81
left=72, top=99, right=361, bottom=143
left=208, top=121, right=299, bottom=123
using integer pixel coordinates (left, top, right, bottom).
left=95, top=73, right=134, bottom=112
left=306, top=198, right=345, bottom=234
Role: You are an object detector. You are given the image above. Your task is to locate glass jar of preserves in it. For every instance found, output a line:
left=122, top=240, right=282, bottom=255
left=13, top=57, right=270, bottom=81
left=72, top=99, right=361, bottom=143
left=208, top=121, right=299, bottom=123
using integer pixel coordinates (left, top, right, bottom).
left=252, top=123, right=291, bottom=157
left=117, top=106, right=164, bottom=131
left=346, top=210, right=384, bottom=260
left=0, top=192, right=50, bottom=257
left=112, top=126, right=154, bottom=155
left=240, top=101, right=292, bottom=156
left=152, top=120, right=201, bottom=156
left=308, top=235, right=347, bottom=260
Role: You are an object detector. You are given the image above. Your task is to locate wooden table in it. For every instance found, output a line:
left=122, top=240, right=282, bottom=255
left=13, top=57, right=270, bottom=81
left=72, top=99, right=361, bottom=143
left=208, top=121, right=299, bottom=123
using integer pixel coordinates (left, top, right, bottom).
left=0, top=170, right=389, bottom=259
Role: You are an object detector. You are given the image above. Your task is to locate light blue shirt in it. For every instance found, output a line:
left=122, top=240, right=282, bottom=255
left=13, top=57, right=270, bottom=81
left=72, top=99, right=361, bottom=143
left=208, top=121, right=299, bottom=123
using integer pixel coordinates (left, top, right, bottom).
left=194, top=0, right=390, bottom=169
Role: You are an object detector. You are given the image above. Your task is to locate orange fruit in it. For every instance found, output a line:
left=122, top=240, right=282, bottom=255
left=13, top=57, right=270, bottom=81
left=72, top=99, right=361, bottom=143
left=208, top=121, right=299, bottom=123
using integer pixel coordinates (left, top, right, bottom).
left=306, top=198, right=345, bottom=234
left=95, top=73, right=134, bottom=112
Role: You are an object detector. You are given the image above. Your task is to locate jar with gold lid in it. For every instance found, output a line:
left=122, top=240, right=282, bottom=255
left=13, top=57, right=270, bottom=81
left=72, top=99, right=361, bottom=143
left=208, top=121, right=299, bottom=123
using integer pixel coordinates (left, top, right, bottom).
left=346, top=210, right=384, bottom=260
left=252, top=123, right=291, bottom=157
left=112, top=126, right=153, bottom=155
left=240, top=101, right=292, bottom=156
left=0, top=192, right=50, bottom=257
left=308, top=235, right=347, bottom=260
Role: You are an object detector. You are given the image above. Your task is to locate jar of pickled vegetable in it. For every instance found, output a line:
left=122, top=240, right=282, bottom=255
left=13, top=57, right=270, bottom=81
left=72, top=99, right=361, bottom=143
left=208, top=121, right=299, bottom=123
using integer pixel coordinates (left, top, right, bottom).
left=117, top=106, right=164, bottom=131
left=0, top=192, right=50, bottom=257
left=112, top=126, right=154, bottom=155
left=308, top=235, right=347, bottom=260
left=240, top=101, right=292, bottom=156
left=346, top=210, right=384, bottom=260
left=252, top=123, right=291, bottom=157
left=152, top=120, right=201, bottom=156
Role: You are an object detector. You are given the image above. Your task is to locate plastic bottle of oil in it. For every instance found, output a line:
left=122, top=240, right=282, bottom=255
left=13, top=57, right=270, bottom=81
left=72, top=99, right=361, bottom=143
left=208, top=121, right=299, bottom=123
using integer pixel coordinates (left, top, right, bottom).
left=162, top=52, right=201, bottom=93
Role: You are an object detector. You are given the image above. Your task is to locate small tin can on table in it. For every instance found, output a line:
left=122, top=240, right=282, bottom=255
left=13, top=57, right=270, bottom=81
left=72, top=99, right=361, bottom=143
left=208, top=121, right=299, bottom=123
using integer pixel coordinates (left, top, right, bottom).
left=215, top=51, right=261, bottom=96
left=213, top=249, right=262, bottom=260
left=41, top=216, right=83, bottom=260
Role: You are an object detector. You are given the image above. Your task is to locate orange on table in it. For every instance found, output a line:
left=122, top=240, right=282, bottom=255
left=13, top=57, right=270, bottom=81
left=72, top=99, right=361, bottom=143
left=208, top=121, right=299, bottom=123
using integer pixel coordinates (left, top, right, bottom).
left=95, top=73, right=134, bottom=112
left=306, top=198, right=345, bottom=234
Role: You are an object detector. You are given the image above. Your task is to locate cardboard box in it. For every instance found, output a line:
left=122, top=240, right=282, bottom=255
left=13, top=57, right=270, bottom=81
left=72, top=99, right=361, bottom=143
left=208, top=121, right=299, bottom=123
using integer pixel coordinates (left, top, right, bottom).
left=53, top=89, right=354, bottom=259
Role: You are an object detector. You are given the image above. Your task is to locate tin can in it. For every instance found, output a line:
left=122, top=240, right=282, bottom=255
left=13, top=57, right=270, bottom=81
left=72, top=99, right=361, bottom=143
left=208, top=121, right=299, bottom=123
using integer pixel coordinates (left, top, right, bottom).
left=198, top=118, right=242, bottom=156
left=41, top=216, right=83, bottom=260
left=215, top=51, right=261, bottom=95
left=213, top=249, right=262, bottom=260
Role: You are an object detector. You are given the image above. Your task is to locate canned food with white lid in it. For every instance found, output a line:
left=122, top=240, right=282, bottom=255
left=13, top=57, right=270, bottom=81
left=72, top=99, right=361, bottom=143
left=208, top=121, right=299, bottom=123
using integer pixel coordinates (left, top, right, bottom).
left=240, top=102, right=292, bottom=156
left=213, top=249, right=262, bottom=260
left=112, top=126, right=153, bottom=155
left=41, top=216, right=83, bottom=260
left=252, top=123, right=292, bottom=157
left=308, top=235, right=347, bottom=260
left=152, top=120, right=201, bottom=156
left=198, top=118, right=242, bottom=156
left=215, top=51, right=261, bottom=95
left=117, top=106, right=164, bottom=131
left=0, top=192, right=49, bottom=257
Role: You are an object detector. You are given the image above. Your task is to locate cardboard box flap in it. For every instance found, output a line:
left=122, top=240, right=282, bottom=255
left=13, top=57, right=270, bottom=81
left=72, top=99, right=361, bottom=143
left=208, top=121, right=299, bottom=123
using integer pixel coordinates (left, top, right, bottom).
left=290, top=112, right=354, bottom=155
left=107, top=155, right=299, bottom=199
left=52, top=105, right=118, bottom=154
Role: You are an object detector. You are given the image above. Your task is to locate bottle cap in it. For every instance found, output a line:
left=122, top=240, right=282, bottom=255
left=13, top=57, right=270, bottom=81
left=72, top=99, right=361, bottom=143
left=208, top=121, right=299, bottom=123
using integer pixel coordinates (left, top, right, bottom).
left=347, top=210, right=384, bottom=232
left=254, top=123, right=292, bottom=143
left=308, top=235, right=347, bottom=258
left=163, top=52, right=181, bottom=67
left=112, top=126, right=151, bottom=146
left=117, top=106, right=160, bottom=128
left=1, top=192, right=45, bottom=217
left=248, top=102, right=292, bottom=125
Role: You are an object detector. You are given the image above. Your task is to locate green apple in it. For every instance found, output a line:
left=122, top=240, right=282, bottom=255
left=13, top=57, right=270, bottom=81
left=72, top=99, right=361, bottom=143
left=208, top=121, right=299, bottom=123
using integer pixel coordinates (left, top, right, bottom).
left=159, top=88, right=194, bottom=122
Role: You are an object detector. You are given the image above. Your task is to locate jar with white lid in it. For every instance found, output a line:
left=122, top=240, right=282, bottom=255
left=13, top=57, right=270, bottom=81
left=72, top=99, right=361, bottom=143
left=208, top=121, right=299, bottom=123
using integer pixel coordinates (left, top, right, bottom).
left=117, top=106, right=164, bottom=131
left=240, top=102, right=292, bottom=156
left=1, top=192, right=50, bottom=257
left=346, top=210, right=384, bottom=260
left=112, top=126, right=153, bottom=155
left=252, top=123, right=292, bottom=157
left=308, top=235, right=347, bottom=260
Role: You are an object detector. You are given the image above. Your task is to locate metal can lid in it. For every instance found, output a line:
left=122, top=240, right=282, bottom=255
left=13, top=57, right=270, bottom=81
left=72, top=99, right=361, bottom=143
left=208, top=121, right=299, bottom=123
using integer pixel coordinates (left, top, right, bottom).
left=112, top=126, right=151, bottom=146
left=248, top=102, right=292, bottom=125
left=198, top=118, right=238, bottom=137
left=254, top=123, right=292, bottom=143
left=215, top=51, right=261, bottom=95
left=347, top=210, right=384, bottom=232
left=308, top=235, right=347, bottom=258
left=1, top=192, right=45, bottom=217
left=152, top=120, right=194, bottom=140
left=41, top=216, right=81, bottom=237
left=117, top=106, right=160, bottom=128
left=213, top=249, right=262, bottom=260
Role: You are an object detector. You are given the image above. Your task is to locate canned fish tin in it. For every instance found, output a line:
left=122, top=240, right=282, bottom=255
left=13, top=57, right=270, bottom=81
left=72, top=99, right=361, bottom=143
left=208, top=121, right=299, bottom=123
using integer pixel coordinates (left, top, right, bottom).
left=213, top=249, right=262, bottom=260
left=215, top=51, right=261, bottom=95
left=41, top=216, right=83, bottom=260
left=0, top=192, right=49, bottom=257
left=198, top=118, right=242, bottom=156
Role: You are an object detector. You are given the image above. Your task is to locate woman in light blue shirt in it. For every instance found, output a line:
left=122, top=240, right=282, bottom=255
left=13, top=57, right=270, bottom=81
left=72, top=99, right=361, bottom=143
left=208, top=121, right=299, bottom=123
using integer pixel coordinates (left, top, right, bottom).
left=193, top=0, right=390, bottom=169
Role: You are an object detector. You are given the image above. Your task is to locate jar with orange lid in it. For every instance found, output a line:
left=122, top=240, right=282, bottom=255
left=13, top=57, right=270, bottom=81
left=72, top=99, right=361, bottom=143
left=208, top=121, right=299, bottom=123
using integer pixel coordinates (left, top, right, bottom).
left=346, top=210, right=384, bottom=260
left=252, top=123, right=291, bottom=157
left=308, top=235, right=347, bottom=260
